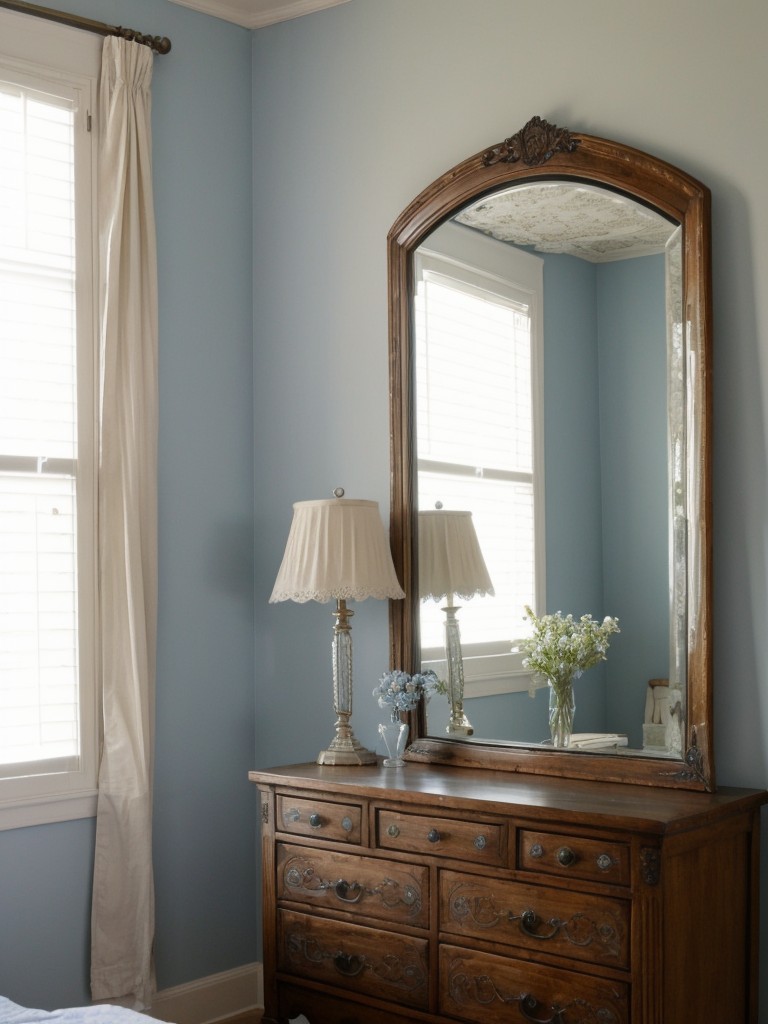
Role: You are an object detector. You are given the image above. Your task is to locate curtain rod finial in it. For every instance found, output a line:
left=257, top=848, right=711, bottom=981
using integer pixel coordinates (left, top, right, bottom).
left=115, top=26, right=172, bottom=54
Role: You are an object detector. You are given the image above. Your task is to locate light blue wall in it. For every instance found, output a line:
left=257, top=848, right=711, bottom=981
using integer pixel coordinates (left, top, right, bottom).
left=0, top=0, right=256, bottom=1008
left=251, top=2, right=768, bottom=1019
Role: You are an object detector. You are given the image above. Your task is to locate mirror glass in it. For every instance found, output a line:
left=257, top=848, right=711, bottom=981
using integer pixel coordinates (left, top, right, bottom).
left=388, top=118, right=713, bottom=789
left=415, top=183, right=684, bottom=755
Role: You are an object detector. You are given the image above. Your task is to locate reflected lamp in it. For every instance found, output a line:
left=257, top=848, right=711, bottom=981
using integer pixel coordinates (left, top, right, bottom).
left=418, top=508, right=494, bottom=735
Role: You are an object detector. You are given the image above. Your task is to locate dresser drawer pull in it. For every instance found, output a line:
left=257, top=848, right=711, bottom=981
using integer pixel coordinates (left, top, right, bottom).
left=520, top=994, right=564, bottom=1024
left=387, top=824, right=400, bottom=838
left=333, top=879, right=364, bottom=904
left=308, top=813, right=323, bottom=829
left=519, top=909, right=560, bottom=941
left=473, top=834, right=487, bottom=850
left=596, top=853, right=615, bottom=871
left=333, top=952, right=365, bottom=977
left=341, top=816, right=353, bottom=833
left=556, top=845, right=576, bottom=867
left=529, top=843, right=544, bottom=859
left=427, top=828, right=441, bottom=844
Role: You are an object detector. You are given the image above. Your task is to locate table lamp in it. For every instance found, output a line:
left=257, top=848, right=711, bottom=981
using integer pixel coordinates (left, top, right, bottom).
left=270, top=490, right=405, bottom=765
left=418, top=508, right=494, bottom=735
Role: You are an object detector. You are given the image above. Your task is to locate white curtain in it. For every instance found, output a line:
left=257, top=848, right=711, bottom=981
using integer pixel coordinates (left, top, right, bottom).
left=90, top=36, right=159, bottom=1010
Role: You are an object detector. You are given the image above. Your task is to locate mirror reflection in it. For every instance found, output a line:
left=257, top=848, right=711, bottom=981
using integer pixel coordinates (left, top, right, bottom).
left=414, top=182, right=685, bottom=756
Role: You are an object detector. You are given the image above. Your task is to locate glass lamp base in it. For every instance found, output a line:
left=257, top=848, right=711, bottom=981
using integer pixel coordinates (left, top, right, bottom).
left=317, top=733, right=377, bottom=765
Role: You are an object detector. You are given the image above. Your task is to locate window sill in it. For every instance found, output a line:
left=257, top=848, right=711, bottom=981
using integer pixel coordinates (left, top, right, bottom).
left=0, top=789, right=97, bottom=831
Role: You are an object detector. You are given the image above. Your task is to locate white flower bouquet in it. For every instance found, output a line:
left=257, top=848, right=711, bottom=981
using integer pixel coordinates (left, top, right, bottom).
left=516, top=605, right=620, bottom=693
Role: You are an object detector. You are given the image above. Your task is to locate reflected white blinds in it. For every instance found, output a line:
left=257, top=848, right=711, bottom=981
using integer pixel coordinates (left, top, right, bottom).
left=414, top=258, right=538, bottom=656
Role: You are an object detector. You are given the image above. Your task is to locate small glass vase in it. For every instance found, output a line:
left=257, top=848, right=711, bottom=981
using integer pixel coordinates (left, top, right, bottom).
left=378, top=718, right=409, bottom=767
left=548, top=679, right=575, bottom=748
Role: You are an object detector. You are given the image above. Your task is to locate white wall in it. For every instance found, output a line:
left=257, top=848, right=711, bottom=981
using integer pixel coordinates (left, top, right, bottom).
left=251, top=0, right=768, bottom=1015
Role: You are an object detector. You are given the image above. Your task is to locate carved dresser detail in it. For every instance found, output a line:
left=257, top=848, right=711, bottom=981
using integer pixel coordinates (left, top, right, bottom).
left=250, top=762, right=766, bottom=1023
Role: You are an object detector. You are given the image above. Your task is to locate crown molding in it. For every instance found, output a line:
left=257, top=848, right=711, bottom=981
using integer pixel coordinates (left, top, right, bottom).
left=167, top=0, right=351, bottom=29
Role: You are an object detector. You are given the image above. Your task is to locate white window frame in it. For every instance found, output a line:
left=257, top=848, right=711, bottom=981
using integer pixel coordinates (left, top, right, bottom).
left=415, top=222, right=545, bottom=696
left=0, top=10, right=100, bottom=830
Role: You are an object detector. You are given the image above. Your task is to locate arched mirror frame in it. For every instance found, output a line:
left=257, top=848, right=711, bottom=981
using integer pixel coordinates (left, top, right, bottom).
left=388, top=117, right=714, bottom=791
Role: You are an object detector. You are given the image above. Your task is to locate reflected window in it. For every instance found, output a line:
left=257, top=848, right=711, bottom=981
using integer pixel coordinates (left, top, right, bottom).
left=414, top=227, right=544, bottom=694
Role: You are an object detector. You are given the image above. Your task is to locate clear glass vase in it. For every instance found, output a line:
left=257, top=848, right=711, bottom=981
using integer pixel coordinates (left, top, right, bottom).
left=548, top=679, right=575, bottom=748
left=378, top=719, right=409, bottom=767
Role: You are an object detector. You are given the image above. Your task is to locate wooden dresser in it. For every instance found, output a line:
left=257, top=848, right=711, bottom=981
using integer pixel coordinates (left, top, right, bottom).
left=250, top=761, right=765, bottom=1024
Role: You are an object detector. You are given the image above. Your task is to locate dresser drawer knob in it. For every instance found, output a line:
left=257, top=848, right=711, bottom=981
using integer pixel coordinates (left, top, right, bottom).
left=308, top=813, right=323, bottom=828
left=474, top=834, right=487, bottom=850
left=284, top=808, right=301, bottom=823
left=333, top=952, right=365, bottom=977
left=341, top=816, right=353, bottom=833
left=596, top=853, right=615, bottom=871
left=520, top=994, right=564, bottom=1023
left=387, top=823, right=400, bottom=838
left=519, top=910, right=560, bottom=941
left=333, top=878, right=364, bottom=903
left=529, top=843, right=544, bottom=859
left=556, top=845, right=576, bottom=867
left=427, top=828, right=441, bottom=843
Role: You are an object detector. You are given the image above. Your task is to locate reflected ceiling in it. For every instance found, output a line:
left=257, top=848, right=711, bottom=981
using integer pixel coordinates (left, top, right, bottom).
left=455, top=183, right=675, bottom=263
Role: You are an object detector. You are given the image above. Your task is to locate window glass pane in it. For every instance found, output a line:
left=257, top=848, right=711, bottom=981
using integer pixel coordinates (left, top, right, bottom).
left=415, top=273, right=532, bottom=473
left=0, top=76, right=79, bottom=775
left=0, top=474, right=79, bottom=769
left=418, top=470, right=534, bottom=650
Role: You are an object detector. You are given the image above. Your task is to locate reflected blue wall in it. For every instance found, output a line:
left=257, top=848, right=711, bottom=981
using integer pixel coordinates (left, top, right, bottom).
left=598, top=254, right=668, bottom=745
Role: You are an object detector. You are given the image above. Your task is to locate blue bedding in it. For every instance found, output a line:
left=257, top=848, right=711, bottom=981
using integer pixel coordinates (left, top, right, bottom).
left=0, top=998, right=162, bottom=1024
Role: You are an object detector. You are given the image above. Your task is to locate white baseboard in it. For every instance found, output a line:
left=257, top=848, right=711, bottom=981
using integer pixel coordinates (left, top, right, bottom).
left=147, top=963, right=263, bottom=1024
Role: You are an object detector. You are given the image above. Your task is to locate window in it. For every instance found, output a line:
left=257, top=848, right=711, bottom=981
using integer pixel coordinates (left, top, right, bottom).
left=415, top=225, right=544, bottom=695
left=0, top=18, right=99, bottom=829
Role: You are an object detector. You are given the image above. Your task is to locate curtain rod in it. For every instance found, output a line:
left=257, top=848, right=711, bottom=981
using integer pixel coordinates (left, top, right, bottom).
left=0, top=0, right=171, bottom=53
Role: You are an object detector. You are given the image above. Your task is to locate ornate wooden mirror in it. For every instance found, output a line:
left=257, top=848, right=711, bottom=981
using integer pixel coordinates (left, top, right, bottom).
left=388, top=117, right=713, bottom=790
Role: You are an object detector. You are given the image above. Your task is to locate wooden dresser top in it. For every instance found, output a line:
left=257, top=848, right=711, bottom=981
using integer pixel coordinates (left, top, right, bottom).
left=250, top=761, right=767, bottom=836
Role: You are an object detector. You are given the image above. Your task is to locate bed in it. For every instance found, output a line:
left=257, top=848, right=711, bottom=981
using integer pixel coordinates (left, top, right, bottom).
left=0, top=998, right=167, bottom=1024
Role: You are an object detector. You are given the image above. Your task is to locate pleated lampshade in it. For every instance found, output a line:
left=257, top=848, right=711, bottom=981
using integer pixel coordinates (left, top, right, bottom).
left=271, top=497, right=405, bottom=604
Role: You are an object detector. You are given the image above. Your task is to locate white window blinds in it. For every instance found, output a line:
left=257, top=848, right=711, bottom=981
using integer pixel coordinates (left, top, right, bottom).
left=0, top=67, right=94, bottom=789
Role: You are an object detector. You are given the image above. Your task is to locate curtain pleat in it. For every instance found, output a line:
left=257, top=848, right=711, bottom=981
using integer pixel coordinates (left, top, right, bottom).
left=90, top=36, right=158, bottom=1010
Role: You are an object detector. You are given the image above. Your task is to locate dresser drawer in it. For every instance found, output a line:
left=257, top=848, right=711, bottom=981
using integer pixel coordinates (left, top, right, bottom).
left=377, top=808, right=506, bottom=866
left=519, top=829, right=630, bottom=886
left=276, top=794, right=362, bottom=844
left=277, top=843, right=429, bottom=928
left=278, top=909, right=429, bottom=1010
left=278, top=984, right=416, bottom=1024
left=440, top=943, right=629, bottom=1024
left=440, top=869, right=630, bottom=968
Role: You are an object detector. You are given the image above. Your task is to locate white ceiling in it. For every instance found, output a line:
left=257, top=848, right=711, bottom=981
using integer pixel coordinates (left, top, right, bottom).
left=167, top=0, right=351, bottom=29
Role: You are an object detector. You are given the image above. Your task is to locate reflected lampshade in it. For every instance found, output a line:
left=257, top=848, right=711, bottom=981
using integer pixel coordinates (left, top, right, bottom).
left=418, top=509, right=494, bottom=603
